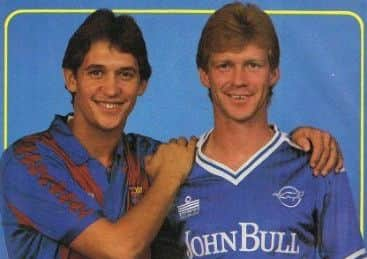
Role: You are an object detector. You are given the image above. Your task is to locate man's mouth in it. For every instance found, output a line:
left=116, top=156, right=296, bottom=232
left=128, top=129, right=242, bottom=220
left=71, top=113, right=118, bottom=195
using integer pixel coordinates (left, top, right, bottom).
left=229, top=94, right=246, bottom=100
left=97, top=101, right=123, bottom=109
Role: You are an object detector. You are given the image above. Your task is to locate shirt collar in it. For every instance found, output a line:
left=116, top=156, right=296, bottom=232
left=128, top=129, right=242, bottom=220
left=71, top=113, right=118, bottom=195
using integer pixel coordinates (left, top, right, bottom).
left=49, top=113, right=125, bottom=165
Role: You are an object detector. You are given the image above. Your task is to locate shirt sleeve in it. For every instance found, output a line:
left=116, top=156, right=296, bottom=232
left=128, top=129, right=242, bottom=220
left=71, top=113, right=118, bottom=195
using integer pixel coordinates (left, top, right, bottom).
left=318, top=172, right=367, bottom=258
left=0, top=147, right=102, bottom=246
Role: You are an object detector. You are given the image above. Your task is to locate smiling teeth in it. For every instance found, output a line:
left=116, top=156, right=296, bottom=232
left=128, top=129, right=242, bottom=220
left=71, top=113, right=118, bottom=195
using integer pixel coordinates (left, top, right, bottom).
left=102, top=103, right=119, bottom=109
left=232, top=95, right=245, bottom=100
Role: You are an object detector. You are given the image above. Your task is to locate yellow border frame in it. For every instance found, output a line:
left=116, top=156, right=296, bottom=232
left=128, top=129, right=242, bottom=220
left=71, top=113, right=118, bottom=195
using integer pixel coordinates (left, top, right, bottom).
left=2, top=9, right=366, bottom=235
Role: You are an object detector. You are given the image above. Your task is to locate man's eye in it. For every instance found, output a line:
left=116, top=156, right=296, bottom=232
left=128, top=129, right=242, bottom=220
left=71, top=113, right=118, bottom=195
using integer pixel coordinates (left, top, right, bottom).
left=88, top=70, right=103, bottom=78
left=217, top=63, right=231, bottom=71
left=246, top=62, right=262, bottom=70
left=118, top=70, right=136, bottom=80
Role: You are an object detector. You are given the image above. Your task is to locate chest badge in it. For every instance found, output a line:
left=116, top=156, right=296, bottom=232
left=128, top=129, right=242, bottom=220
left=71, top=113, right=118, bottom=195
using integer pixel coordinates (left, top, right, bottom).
left=273, top=186, right=304, bottom=208
left=177, top=196, right=200, bottom=220
left=129, top=185, right=144, bottom=205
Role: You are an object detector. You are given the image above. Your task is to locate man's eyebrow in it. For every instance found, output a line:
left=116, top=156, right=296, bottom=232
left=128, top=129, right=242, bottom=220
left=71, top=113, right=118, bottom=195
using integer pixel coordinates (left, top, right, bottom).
left=83, top=64, right=105, bottom=70
left=246, top=58, right=266, bottom=62
left=117, top=66, right=138, bottom=73
left=83, top=64, right=138, bottom=71
left=210, top=59, right=233, bottom=65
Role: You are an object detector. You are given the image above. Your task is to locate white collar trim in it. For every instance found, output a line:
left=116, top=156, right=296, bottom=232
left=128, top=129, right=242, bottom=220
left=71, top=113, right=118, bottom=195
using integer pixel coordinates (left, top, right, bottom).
left=195, top=125, right=287, bottom=185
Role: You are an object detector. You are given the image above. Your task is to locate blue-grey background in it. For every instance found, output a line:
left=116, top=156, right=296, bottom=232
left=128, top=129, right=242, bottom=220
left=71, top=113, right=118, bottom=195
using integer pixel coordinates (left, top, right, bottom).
left=1, top=0, right=366, bottom=257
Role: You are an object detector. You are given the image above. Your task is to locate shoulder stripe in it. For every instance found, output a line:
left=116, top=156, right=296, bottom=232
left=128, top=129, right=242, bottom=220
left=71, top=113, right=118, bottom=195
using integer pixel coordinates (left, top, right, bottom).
left=7, top=203, right=37, bottom=230
left=12, top=133, right=97, bottom=217
left=123, top=139, right=150, bottom=209
left=345, top=248, right=367, bottom=259
left=40, top=133, right=104, bottom=206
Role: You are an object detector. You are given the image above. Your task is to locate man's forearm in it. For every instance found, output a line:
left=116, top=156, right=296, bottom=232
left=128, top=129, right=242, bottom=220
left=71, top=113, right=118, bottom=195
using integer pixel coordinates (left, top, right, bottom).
left=70, top=173, right=182, bottom=259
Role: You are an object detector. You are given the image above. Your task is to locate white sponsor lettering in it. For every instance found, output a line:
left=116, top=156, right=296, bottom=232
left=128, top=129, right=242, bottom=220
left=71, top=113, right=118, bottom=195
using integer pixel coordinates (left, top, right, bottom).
left=185, top=222, right=299, bottom=257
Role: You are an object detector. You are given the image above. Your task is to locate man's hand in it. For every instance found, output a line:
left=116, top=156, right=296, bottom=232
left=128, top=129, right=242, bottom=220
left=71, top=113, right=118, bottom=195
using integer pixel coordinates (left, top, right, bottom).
left=72, top=137, right=197, bottom=259
left=290, top=127, right=343, bottom=176
left=145, top=136, right=197, bottom=185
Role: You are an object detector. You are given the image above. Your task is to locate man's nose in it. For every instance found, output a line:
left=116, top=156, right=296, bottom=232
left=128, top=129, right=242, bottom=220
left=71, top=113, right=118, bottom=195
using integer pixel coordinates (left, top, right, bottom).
left=232, top=66, right=247, bottom=86
left=103, top=74, right=120, bottom=96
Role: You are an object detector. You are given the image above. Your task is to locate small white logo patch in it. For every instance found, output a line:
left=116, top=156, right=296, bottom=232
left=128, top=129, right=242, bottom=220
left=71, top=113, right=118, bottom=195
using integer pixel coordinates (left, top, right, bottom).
left=87, top=192, right=95, bottom=198
left=177, top=196, right=200, bottom=220
left=273, top=186, right=304, bottom=208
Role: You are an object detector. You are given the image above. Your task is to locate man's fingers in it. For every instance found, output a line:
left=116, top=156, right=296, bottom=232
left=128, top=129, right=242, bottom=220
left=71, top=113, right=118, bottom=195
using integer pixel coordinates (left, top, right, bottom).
left=290, top=126, right=314, bottom=151
left=335, top=137, right=344, bottom=172
left=144, top=136, right=198, bottom=183
left=313, top=132, right=331, bottom=175
left=296, top=138, right=311, bottom=152
left=169, top=138, right=178, bottom=144
left=144, top=154, right=152, bottom=165
left=177, top=137, right=188, bottom=146
left=308, top=131, right=323, bottom=173
left=333, top=140, right=344, bottom=173
left=172, top=136, right=197, bottom=148
left=336, top=155, right=344, bottom=172
left=291, top=127, right=345, bottom=176
left=144, top=153, right=157, bottom=179
left=319, top=143, right=338, bottom=176
left=319, top=139, right=344, bottom=175
left=188, top=136, right=198, bottom=150
left=145, top=144, right=166, bottom=169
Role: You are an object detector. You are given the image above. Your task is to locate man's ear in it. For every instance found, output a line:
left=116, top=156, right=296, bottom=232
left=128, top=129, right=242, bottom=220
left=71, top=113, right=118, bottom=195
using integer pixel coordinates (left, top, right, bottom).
left=63, top=69, right=77, bottom=93
left=269, top=67, right=280, bottom=88
left=199, top=68, right=210, bottom=89
left=137, top=80, right=148, bottom=96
